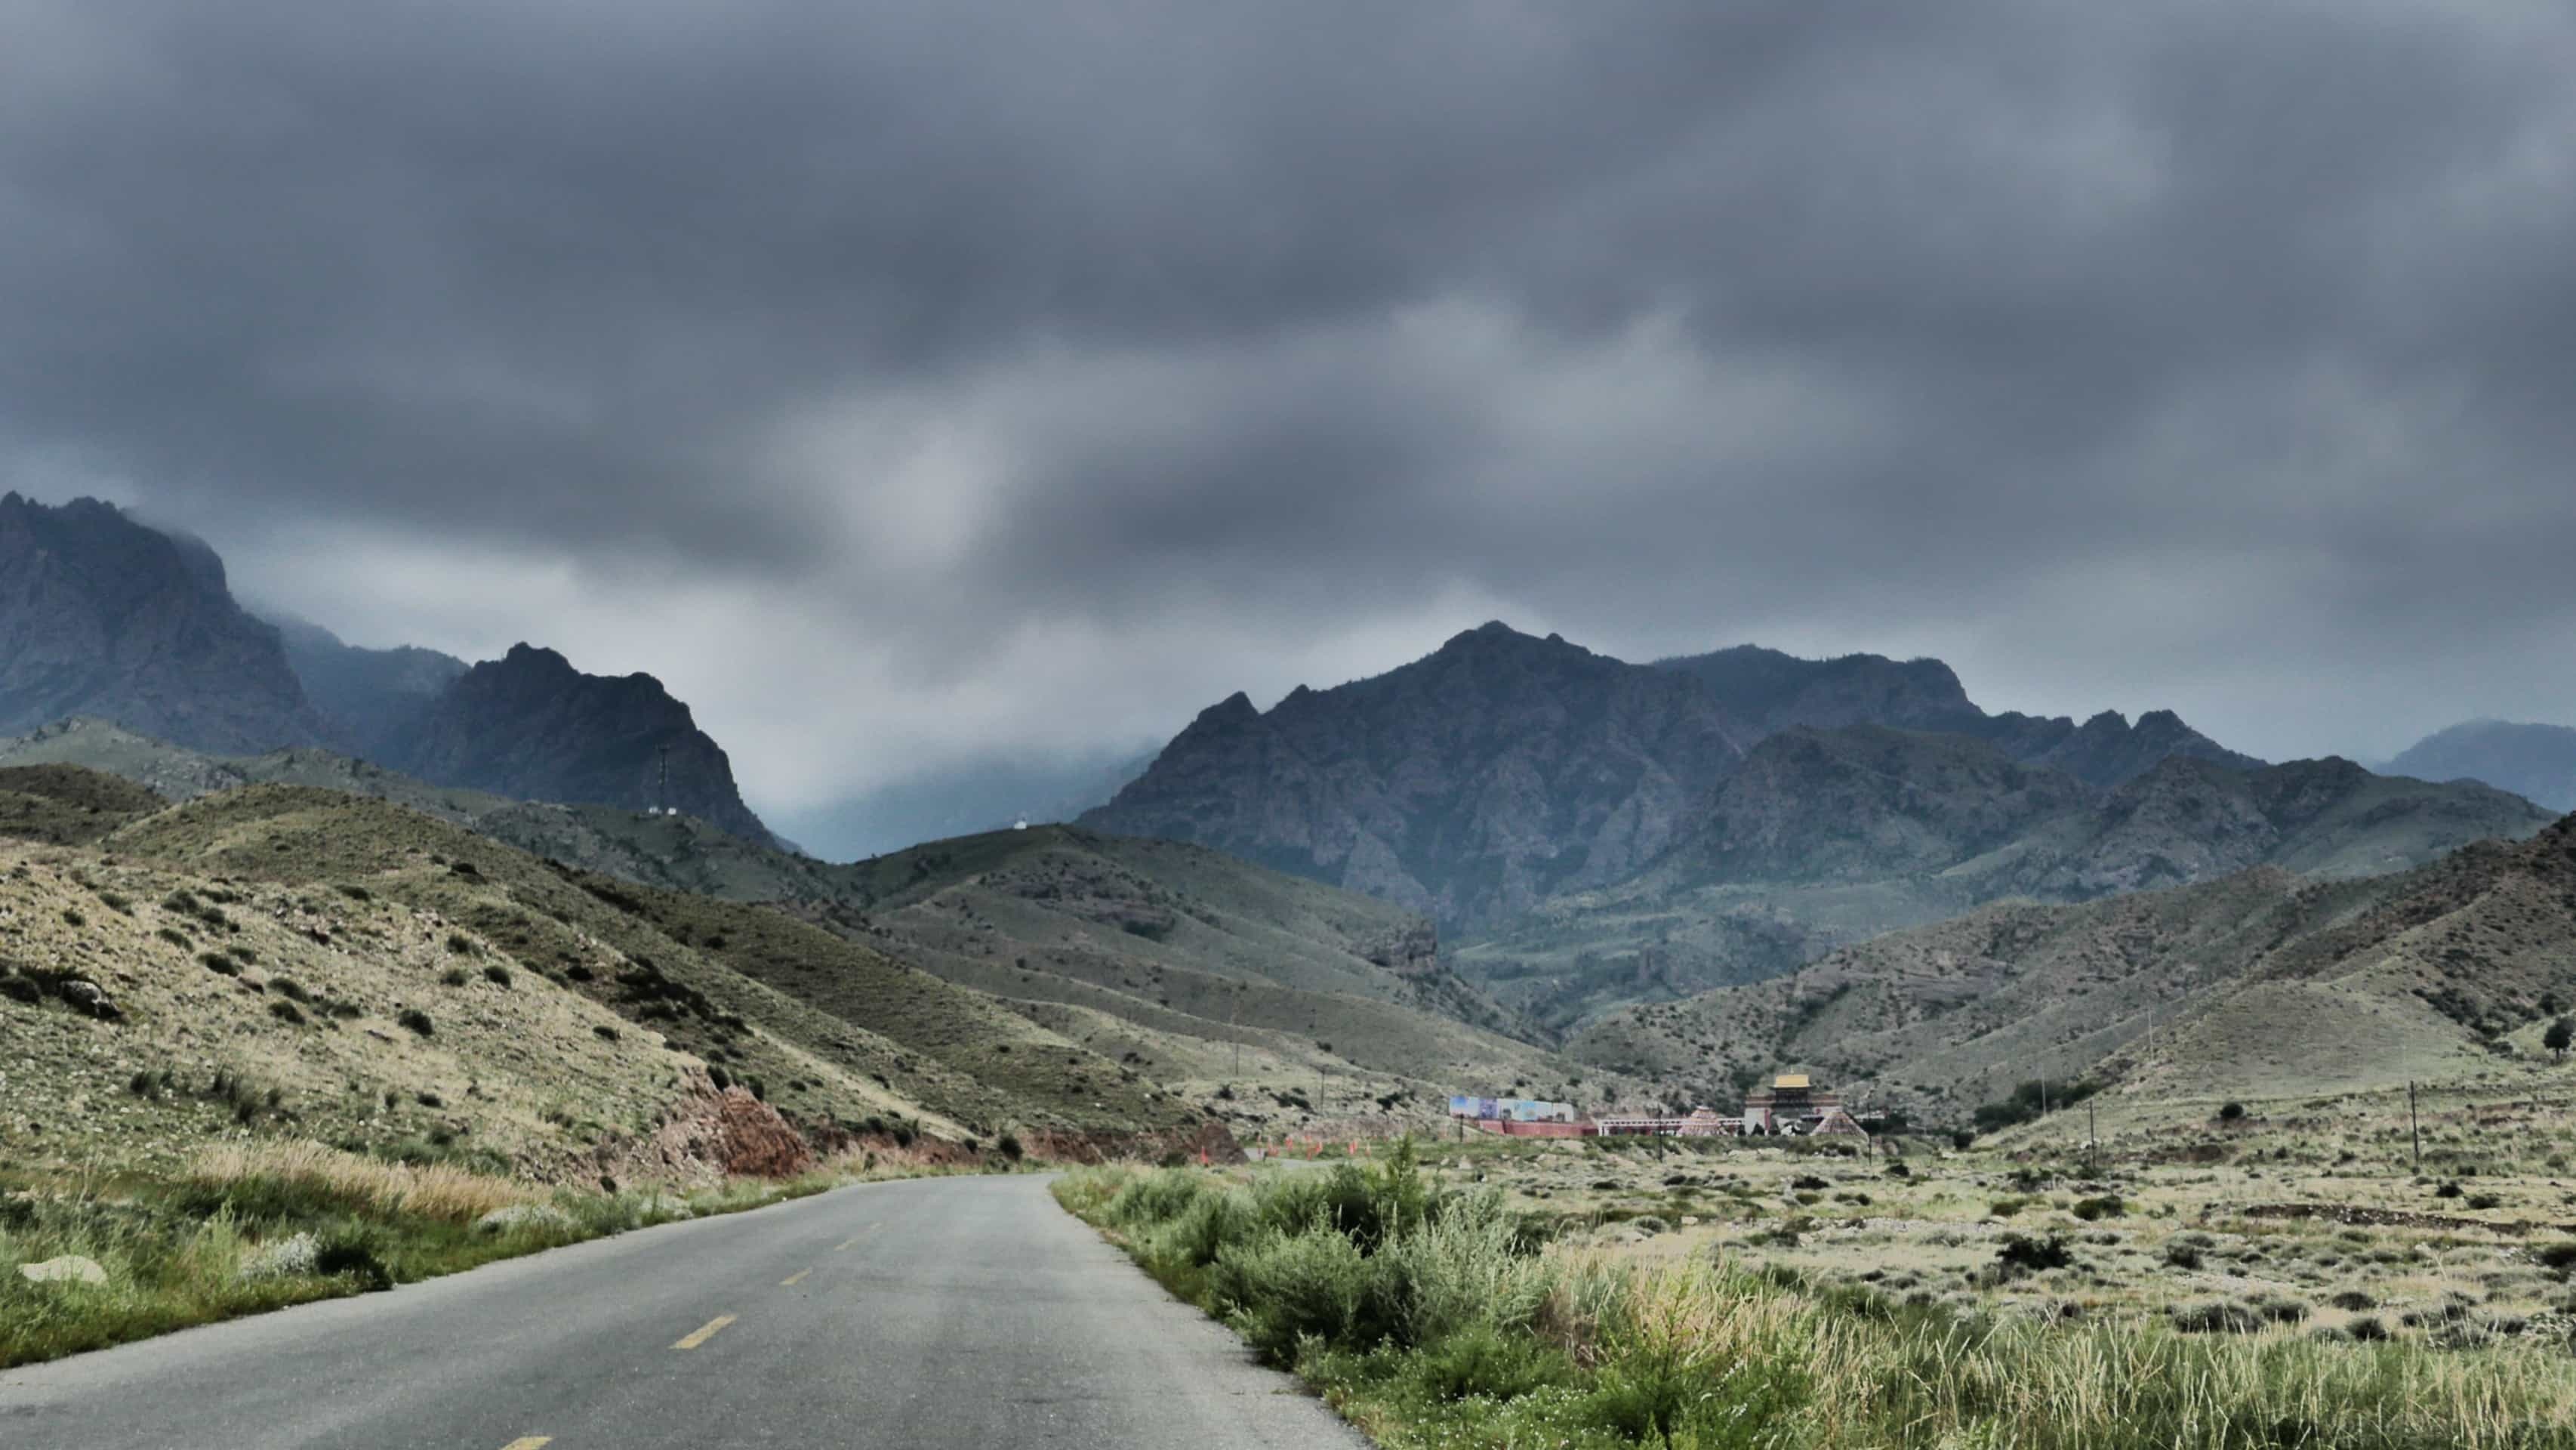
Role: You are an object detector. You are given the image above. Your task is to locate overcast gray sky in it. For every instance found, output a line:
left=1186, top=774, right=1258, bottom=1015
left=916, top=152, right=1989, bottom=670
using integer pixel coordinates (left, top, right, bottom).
left=6, top=0, right=2574, bottom=820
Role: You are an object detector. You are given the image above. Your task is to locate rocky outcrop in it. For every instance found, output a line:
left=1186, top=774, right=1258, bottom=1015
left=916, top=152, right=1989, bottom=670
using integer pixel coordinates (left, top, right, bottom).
left=383, top=643, right=784, bottom=850
left=1656, top=643, right=2257, bottom=789
left=0, top=495, right=326, bottom=752
left=1656, top=645, right=1983, bottom=737
left=1084, top=623, right=1752, bottom=928
left=597, top=1081, right=818, bottom=1186
left=1983, top=707, right=2263, bottom=791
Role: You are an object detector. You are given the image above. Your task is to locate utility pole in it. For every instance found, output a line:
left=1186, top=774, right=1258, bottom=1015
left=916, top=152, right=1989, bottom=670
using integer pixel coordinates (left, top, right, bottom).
left=2088, top=1100, right=2097, bottom=1174
left=657, top=744, right=671, bottom=815
left=2409, top=1080, right=2421, bottom=1172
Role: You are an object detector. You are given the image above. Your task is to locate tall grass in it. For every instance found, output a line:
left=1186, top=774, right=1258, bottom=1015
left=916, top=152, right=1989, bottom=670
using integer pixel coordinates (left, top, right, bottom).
left=1056, top=1150, right=2576, bottom=1450
left=183, top=1141, right=535, bottom=1223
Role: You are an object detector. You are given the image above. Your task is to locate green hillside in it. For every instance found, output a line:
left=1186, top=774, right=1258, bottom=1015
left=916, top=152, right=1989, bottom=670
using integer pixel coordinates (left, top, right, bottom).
left=819, top=827, right=1592, bottom=1125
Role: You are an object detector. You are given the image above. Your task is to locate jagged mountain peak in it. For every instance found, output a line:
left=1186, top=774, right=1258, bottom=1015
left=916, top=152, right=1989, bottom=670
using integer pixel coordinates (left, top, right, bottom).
left=1085, top=624, right=1751, bottom=927
left=0, top=494, right=325, bottom=753
left=1196, top=690, right=1261, bottom=724
left=390, top=646, right=778, bottom=849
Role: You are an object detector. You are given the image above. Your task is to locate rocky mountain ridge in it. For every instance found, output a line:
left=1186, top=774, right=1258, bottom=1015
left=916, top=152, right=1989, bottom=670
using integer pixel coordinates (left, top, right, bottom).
left=1084, top=622, right=1754, bottom=929
left=0, top=494, right=781, bottom=848
left=1655, top=643, right=2263, bottom=789
left=384, top=643, right=783, bottom=851
left=1086, top=622, right=2263, bottom=933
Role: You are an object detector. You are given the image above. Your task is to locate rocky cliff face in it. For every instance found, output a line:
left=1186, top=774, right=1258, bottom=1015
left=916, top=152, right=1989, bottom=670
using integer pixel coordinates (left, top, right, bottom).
left=2387, top=720, right=2576, bottom=813
left=384, top=643, right=783, bottom=850
left=1684, top=725, right=2097, bottom=884
left=0, top=494, right=325, bottom=752
left=0, top=494, right=781, bottom=851
left=1656, top=643, right=2257, bottom=789
left=1656, top=646, right=1983, bottom=737
left=1979, top=706, right=2264, bottom=791
left=1083, top=622, right=1753, bottom=927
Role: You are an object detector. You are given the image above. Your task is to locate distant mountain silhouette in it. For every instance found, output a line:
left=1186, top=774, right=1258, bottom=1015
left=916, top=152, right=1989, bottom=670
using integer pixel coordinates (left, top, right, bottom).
left=2386, top=720, right=2576, bottom=813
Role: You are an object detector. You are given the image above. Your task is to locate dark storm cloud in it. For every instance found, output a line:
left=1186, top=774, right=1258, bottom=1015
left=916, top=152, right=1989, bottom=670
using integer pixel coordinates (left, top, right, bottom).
left=4, top=0, right=2574, bottom=807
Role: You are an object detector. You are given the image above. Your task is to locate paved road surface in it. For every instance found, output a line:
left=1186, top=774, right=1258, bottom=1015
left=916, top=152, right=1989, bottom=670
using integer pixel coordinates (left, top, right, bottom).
left=0, top=1174, right=1366, bottom=1449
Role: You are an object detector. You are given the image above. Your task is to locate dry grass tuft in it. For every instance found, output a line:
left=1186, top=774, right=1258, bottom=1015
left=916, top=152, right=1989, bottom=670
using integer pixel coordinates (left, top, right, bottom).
left=185, top=1141, right=534, bottom=1223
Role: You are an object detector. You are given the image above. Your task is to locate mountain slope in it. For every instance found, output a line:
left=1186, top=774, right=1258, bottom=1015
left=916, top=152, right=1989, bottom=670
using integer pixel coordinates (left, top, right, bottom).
left=2387, top=720, right=2576, bottom=813
left=1456, top=728, right=2555, bottom=1033
left=0, top=725, right=1591, bottom=1125
left=272, top=615, right=468, bottom=760
left=381, top=643, right=784, bottom=850
left=0, top=494, right=325, bottom=752
left=1572, top=810, right=2576, bottom=1123
left=1083, top=622, right=1754, bottom=929
left=37, top=776, right=1189, bottom=1144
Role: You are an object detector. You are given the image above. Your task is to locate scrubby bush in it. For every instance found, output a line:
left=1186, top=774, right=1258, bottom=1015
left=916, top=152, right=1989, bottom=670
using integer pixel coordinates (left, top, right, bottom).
left=1993, top=1234, right=2072, bottom=1277
left=396, top=1008, right=434, bottom=1038
left=2170, top=1301, right=2263, bottom=1334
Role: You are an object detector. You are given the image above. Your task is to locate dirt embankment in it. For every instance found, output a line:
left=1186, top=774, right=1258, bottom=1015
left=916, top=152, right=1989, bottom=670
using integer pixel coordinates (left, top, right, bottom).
left=593, top=1080, right=817, bottom=1189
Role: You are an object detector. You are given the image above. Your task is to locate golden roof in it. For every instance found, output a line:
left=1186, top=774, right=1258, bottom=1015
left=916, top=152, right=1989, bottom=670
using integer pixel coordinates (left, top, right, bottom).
left=1773, top=1073, right=1811, bottom=1090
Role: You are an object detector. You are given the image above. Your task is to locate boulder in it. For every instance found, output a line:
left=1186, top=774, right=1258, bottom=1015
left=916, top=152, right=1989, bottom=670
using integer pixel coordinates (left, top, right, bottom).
left=19, top=1254, right=107, bottom=1286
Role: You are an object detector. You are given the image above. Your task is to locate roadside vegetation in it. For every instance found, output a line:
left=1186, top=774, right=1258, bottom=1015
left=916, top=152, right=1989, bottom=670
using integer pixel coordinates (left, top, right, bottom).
left=1057, top=1143, right=2576, bottom=1449
left=1, top=1137, right=1015, bottom=1368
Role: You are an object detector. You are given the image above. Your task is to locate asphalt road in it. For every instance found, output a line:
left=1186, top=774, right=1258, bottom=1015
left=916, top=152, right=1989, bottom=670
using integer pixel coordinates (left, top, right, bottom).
left=0, top=1174, right=1367, bottom=1449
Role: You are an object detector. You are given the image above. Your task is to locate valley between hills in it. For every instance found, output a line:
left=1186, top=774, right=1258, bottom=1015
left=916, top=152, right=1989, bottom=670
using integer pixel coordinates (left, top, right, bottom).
left=8, top=491, right=2576, bottom=1392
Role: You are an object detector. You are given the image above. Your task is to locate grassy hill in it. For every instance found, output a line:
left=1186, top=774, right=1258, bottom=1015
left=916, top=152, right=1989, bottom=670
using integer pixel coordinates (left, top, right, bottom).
left=808, top=827, right=1592, bottom=1122
left=0, top=770, right=1234, bottom=1189
left=1571, top=811, right=2576, bottom=1126
left=0, top=721, right=1604, bottom=1129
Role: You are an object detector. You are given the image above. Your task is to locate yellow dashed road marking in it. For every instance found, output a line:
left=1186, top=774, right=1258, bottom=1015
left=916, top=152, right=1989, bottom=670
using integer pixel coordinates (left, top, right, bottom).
left=833, top=1229, right=874, bottom=1251
left=500, top=1439, right=552, bottom=1450
left=780, top=1269, right=812, bottom=1287
left=672, top=1314, right=738, bottom=1350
